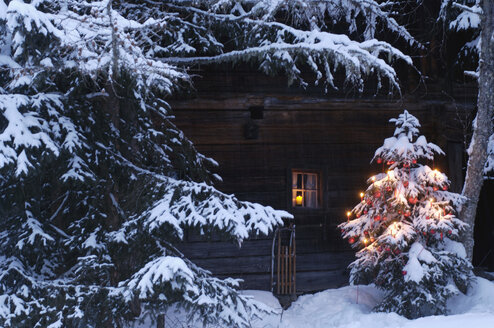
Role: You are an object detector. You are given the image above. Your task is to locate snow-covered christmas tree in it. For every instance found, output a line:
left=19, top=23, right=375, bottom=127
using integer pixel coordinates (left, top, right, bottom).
left=339, top=110, right=473, bottom=319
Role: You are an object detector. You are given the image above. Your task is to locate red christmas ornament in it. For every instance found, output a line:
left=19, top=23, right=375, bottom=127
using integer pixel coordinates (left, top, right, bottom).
left=423, top=231, right=427, bottom=236
left=356, top=213, right=361, bottom=218
left=398, top=210, right=402, bottom=215
left=402, top=270, right=407, bottom=275
left=385, top=247, right=391, bottom=252
left=426, top=216, right=430, bottom=220
left=403, top=163, right=410, bottom=168
left=375, top=191, right=382, bottom=198
left=442, top=185, right=448, bottom=191
left=408, top=197, right=418, bottom=205
left=404, top=211, right=411, bottom=217
left=370, top=237, right=375, bottom=243
left=433, top=186, right=439, bottom=191
left=394, top=249, right=401, bottom=255
left=412, top=159, right=417, bottom=164
left=382, top=216, right=387, bottom=221
left=349, top=237, right=355, bottom=244
left=377, top=158, right=383, bottom=164
left=386, top=186, right=392, bottom=192
left=374, top=215, right=381, bottom=221
left=364, top=230, right=369, bottom=236
left=367, top=199, right=372, bottom=205
left=364, top=210, right=368, bottom=214
left=430, top=229, right=436, bottom=234
left=403, top=181, right=409, bottom=187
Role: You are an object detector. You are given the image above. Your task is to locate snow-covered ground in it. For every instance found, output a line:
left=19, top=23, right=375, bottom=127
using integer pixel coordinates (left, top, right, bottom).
left=135, top=276, right=494, bottom=328
left=252, top=276, right=494, bottom=328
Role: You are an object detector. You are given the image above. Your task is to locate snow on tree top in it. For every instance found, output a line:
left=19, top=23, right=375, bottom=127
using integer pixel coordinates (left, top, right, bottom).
left=373, top=110, right=444, bottom=164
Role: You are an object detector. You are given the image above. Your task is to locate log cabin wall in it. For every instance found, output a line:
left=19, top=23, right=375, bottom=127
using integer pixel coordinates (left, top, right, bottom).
left=170, top=65, right=477, bottom=293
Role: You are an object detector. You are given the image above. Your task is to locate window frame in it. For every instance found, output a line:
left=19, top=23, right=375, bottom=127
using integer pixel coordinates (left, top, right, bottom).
left=289, top=168, right=323, bottom=211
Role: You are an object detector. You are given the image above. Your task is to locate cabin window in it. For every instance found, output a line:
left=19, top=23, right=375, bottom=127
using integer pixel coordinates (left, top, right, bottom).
left=292, top=171, right=320, bottom=208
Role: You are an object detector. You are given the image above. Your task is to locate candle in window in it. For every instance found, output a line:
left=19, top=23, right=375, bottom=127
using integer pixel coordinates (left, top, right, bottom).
left=295, top=191, right=303, bottom=206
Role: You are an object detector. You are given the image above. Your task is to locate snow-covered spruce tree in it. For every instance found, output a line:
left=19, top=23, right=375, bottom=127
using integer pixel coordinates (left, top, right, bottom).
left=0, top=1, right=290, bottom=327
left=440, top=0, right=494, bottom=260
left=339, top=110, right=473, bottom=319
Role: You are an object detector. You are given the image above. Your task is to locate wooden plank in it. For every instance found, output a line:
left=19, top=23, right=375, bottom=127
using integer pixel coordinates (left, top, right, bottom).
left=188, top=251, right=353, bottom=276
left=220, top=273, right=272, bottom=291
left=296, top=270, right=349, bottom=292
left=178, top=234, right=350, bottom=260
left=215, top=269, right=350, bottom=292
left=175, top=124, right=396, bottom=146
left=170, top=93, right=471, bottom=112
left=177, top=239, right=273, bottom=258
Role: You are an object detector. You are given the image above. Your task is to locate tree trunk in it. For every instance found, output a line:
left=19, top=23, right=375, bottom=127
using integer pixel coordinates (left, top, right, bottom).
left=156, top=314, right=165, bottom=328
left=460, top=0, right=494, bottom=262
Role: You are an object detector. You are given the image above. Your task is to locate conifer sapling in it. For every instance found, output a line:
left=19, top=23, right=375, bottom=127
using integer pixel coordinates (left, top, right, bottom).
left=339, top=110, right=473, bottom=318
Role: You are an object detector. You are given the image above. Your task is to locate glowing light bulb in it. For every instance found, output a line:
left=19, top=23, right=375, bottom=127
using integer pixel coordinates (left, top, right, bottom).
left=346, top=211, right=351, bottom=217
left=360, top=192, right=364, bottom=199
left=371, top=176, right=376, bottom=182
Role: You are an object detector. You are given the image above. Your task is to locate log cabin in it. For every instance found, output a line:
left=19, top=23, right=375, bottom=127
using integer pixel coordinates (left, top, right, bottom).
left=169, top=62, right=492, bottom=294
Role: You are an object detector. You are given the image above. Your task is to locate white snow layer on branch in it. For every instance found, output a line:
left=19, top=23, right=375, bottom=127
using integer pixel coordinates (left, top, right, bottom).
left=126, top=256, right=195, bottom=299
left=4, top=0, right=186, bottom=92
left=162, top=0, right=416, bottom=91
left=0, top=94, right=59, bottom=173
left=124, top=253, right=274, bottom=328
left=403, top=241, right=437, bottom=283
left=128, top=177, right=291, bottom=243
left=205, top=0, right=417, bottom=43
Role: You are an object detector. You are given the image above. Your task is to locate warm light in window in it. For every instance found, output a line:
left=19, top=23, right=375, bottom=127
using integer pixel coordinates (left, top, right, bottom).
left=292, top=171, right=319, bottom=208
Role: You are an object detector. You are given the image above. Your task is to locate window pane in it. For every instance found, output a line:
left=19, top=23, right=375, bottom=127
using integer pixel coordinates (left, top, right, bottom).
left=306, top=174, right=317, bottom=190
left=305, top=191, right=317, bottom=208
left=296, top=173, right=303, bottom=189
